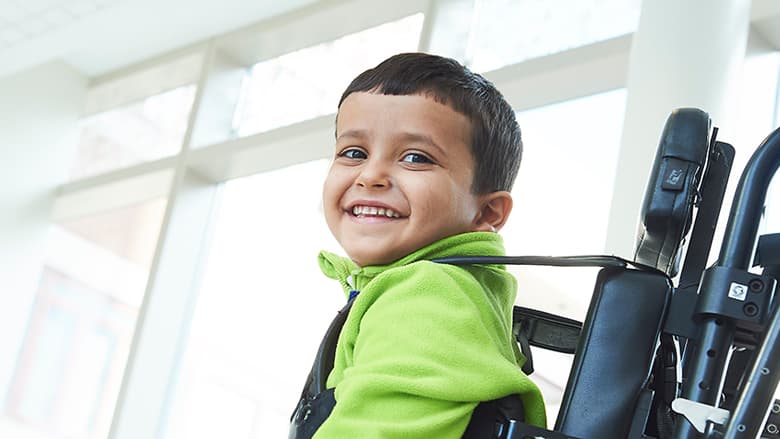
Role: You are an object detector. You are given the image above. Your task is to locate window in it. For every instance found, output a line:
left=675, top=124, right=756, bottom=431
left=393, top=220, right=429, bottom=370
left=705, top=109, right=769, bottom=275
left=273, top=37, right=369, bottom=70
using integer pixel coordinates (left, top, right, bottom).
left=6, top=268, right=134, bottom=439
left=163, top=160, right=340, bottom=438
left=732, top=52, right=780, bottom=239
left=1, top=199, right=166, bottom=439
left=506, top=89, right=626, bottom=257
left=712, top=51, right=780, bottom=262
left=468, top=0, right=641, bottom=72
left=234, top=13, right=424, bottom=136
left=70, top=86, right=196, bottom=180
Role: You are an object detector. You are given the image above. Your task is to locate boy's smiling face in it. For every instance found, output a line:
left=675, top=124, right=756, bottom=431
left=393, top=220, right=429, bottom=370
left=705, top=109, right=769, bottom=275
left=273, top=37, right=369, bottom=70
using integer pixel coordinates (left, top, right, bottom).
left=323, top=92, right=492, bottom=267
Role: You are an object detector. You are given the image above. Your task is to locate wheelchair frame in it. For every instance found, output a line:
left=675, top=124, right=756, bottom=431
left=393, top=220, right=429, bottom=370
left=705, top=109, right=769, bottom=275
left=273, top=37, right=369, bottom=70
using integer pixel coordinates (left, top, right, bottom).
left=493, top=108, right=780, bottom=439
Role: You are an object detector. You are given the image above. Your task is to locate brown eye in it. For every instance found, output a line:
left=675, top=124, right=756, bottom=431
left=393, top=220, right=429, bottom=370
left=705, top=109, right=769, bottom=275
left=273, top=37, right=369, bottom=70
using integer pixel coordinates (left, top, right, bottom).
left=401, top=152, right=433, bottom=164
left=338, top=148, right=367, bottom=159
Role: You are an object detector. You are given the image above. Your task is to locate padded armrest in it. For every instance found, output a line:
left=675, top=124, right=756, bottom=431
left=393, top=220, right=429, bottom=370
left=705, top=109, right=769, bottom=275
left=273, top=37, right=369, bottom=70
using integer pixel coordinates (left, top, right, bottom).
left=555, top=267, right=672, bottom=439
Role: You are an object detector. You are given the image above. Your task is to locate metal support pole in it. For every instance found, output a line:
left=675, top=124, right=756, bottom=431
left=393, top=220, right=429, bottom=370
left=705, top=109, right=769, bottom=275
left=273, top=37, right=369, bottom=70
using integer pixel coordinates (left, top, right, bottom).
left=721, top=127, right=780, bottom=438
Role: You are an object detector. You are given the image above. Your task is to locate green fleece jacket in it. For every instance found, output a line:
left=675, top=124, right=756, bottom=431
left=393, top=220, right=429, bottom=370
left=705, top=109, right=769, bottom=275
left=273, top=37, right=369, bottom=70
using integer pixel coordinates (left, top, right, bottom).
left=314, top=231, right=546, bottom=438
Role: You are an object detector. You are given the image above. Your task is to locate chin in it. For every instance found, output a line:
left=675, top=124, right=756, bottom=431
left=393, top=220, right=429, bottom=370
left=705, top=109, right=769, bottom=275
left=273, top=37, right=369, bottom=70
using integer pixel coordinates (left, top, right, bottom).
left=352, top=256, right=385, bottom=267
left=349, top=251, right=395, bottom=267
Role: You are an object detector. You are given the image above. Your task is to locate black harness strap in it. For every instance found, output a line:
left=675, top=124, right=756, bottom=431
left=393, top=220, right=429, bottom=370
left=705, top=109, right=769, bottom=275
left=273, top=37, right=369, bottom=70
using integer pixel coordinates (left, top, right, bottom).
left=289, top=299, right=354, bottom=439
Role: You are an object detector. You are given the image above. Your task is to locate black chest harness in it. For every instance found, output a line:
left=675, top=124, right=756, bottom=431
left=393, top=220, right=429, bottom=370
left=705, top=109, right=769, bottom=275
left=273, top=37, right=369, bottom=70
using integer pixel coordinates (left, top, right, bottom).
left=288, top=263, right=526, bottom=439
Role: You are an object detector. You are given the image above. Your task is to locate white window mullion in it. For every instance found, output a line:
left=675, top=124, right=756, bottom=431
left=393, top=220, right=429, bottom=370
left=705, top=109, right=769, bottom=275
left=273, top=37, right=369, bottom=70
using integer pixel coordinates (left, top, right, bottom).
left=417, top=0, right=438, bottom=52
left=188, top=49, right=248, bottom=149
left=422, top=0, right=476, bottom=63
left=108, top=41, right=237, bottom=439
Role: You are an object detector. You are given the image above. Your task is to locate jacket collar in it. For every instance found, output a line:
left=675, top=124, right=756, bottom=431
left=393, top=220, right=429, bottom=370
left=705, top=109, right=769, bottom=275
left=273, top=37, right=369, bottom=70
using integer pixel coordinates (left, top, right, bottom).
left=318, top=232, right=505, bottom=293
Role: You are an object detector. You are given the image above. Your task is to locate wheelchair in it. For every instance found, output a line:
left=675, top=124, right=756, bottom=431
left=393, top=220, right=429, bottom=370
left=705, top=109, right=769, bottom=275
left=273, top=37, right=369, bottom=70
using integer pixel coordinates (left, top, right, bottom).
left=293, top=108, right=780, bottom=439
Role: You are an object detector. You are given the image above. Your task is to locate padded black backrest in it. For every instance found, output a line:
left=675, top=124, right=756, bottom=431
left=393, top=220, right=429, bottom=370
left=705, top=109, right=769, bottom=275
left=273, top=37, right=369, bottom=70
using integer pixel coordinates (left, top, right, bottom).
left=554, top=267, right=672, bottom=439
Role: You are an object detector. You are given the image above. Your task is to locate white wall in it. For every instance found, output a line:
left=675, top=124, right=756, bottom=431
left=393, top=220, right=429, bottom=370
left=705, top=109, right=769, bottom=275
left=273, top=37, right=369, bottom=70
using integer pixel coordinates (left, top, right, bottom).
left=0, top=62, right=87, bottom=401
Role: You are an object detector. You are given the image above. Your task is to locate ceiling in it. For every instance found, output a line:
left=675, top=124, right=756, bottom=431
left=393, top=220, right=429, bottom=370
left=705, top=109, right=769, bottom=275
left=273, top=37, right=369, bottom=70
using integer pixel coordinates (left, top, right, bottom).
left=2, top=0, right=779, bottom=82
left=0, top=0, right=318, bottom=79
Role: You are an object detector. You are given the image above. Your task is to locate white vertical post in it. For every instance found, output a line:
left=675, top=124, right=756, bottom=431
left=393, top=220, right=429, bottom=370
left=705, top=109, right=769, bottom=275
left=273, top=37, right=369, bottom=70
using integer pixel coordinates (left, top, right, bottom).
left=108, top=43, right=244, bottom=439
left=108, top=171, right=222, bottom=439
left=604, top=0, right=752, bottom=257
left=421, top=0, right=476, bottom=62
left=0, top=62, right=86, bottom=402
left=189, top=50, right=247, bottom=148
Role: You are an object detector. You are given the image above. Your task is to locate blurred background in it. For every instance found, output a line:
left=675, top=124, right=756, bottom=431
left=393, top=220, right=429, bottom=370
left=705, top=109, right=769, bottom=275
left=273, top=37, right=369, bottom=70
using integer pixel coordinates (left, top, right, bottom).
left=1, top=0, right=779, bottom=437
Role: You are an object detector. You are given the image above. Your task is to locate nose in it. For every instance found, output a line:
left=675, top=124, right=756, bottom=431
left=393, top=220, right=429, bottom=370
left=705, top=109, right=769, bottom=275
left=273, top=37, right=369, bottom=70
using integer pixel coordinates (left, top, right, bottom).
left=355, top=158, right=390, bottom=189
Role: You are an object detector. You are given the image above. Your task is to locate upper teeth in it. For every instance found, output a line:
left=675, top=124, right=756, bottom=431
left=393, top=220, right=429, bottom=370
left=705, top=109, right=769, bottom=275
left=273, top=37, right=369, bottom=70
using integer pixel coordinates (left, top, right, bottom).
left=352, top=205, right=400, bottom=218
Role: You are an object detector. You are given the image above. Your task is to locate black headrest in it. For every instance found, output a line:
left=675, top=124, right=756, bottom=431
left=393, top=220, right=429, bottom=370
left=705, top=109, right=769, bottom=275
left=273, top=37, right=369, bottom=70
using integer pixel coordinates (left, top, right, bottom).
left=634, top=108, right=711, bottom=276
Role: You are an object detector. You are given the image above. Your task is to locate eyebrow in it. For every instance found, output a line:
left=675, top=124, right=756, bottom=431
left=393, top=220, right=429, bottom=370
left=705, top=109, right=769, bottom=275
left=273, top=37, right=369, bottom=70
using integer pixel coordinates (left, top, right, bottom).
left=336, top=129, right=368, bottom=142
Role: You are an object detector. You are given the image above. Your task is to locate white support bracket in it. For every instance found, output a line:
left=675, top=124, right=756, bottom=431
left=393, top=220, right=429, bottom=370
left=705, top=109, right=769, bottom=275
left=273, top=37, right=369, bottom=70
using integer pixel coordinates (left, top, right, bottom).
left=672, top=398, right=731, bottom=434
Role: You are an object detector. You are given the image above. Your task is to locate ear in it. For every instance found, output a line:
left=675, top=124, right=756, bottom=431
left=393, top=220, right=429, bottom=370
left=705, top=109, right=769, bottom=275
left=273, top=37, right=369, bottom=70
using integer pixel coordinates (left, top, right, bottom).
left=472, top=191, right=513, bottom=232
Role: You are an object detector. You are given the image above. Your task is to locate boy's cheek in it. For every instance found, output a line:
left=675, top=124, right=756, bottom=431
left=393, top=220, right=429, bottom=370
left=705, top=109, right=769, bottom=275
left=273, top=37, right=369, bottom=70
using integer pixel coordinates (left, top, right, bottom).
left=321, top=179, right=341, bottom=208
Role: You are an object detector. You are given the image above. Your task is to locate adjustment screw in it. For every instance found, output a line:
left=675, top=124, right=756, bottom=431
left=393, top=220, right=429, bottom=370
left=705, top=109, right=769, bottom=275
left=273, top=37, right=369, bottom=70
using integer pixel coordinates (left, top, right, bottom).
left=773, top=402, right=780, bottom=413
left=749, top=279, right=764, bottom=292
left=744, top=302, right=759, bottom=317
left=767, top=423, right=779, bottom=435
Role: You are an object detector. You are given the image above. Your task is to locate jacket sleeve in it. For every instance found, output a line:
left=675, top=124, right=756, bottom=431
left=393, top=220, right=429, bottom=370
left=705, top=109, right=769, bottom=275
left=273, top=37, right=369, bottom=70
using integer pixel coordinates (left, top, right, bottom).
left=313, top=262, right=540, bottom=438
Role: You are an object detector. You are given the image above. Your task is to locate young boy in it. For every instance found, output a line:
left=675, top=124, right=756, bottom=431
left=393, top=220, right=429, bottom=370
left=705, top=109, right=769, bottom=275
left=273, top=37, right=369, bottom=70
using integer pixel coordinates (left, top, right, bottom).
left=314, top=52, right=545, bottom=437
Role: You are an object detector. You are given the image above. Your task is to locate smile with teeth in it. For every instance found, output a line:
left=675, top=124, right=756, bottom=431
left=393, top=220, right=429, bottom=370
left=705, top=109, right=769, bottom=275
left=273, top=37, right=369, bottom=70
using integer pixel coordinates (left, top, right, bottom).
left=351, top=205, right=402, bottom=218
